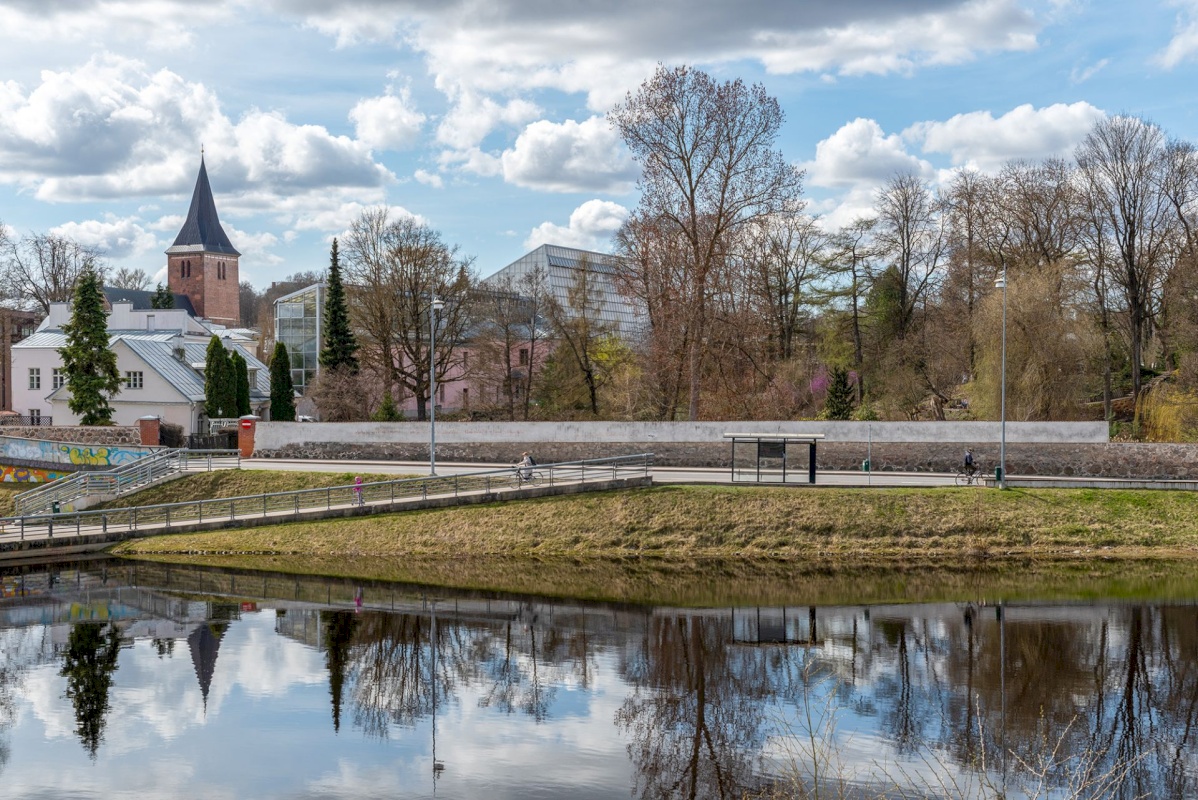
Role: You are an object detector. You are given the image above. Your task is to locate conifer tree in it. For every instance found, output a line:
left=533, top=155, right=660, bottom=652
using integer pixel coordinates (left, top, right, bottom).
left=319, top=238, right=359, bottom=372
left=231, top=350, right=251, bottom=416
left=59, top=267, right=121, bottom=425
left=823, top=366, right=855, bottom=420
left=151, top=283, right=175, bottom=309
left=204, top=337, right=237, bottom=418
left=270, top=341, right=296, bottom=421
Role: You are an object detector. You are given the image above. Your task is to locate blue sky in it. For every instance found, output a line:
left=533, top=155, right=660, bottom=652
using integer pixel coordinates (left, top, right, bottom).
left=1, top=0, right=1197, bottom=289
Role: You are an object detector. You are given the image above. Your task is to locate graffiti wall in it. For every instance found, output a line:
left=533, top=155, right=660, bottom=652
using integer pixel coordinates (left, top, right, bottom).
left=0, top=436, right=155, bottom=468
left=0, top=465, right=66, bottom=483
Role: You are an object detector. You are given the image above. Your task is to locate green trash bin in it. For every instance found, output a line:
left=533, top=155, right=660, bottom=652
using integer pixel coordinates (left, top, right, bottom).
left=51, top=500, right=60, bottom=514
left=862, top=459, right=871, bottom=472
left=994, top=466, right=1004, bottom=484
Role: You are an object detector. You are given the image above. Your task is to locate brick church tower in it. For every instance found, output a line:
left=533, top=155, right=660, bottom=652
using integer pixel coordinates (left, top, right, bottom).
left=166, top=157, right=240, bottom=326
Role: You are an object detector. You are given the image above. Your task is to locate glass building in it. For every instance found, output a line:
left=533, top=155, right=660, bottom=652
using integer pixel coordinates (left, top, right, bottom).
left=481, top=244, right=645, bottom=341
left=274, top=283, right=324, bottom=394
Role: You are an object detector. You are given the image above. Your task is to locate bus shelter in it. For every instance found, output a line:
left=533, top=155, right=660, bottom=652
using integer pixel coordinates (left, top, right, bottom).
left=723, top=433, right=825, bottom=485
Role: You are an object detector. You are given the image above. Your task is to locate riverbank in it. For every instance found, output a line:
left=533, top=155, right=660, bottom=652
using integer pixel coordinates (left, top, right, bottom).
left=112, top=483, right=1198, bottom=560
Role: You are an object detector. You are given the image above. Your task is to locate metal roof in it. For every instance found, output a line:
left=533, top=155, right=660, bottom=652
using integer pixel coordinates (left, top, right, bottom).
left=103, top=287, right=197, bottom=316
left=481, top=244, right=645, bottom=340
left=167, top=158, right=240, bottom=256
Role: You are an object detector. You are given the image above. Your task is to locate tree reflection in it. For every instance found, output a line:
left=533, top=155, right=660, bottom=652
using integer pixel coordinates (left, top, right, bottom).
left=59, top=622, right=122, bottom=758
left=616, top=616, right=768, bottom=799
left=323, top=611, right=358, bottom=733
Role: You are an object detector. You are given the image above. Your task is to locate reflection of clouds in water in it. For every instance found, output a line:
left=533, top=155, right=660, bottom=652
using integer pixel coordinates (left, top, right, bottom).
left=227, top=613, right=326, bottom=698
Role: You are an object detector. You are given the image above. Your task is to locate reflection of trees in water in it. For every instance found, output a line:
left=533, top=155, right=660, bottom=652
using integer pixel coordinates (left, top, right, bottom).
left=616, top=616, right=770, bottom=799
left=60, top=622, right=122, bottom=758
left=337, top=608, right=599, bottom=737
left=316, top=599, right=1198, bottom=798
left=814, top=604, right=1198, bottom=799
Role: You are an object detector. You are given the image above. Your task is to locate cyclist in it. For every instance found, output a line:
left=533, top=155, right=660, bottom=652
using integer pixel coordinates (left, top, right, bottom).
left=517, top=452, right=535, bottom=482
left=963, top=448, right=976, bottom=477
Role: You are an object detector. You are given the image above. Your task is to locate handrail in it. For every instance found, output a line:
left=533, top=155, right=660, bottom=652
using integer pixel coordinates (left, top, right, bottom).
left=12, top=449, right=241, bottom=516
left=0, top=453, right=654, bottom=545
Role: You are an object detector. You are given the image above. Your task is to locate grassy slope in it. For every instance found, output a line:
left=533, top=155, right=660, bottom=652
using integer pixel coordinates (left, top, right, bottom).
left=113, top=483, right=1198, bottom=560
left=97, top=470, right=406, bottom=508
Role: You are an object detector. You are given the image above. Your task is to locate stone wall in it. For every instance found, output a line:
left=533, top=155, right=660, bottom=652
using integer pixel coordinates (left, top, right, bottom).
left=255, top=439, right=1198, bottom=481
left=0, top=426, right=143, bottom=445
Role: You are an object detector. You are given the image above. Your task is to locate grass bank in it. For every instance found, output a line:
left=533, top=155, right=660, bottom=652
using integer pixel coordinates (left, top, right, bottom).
left=113, top=483, right=1198, bottom=560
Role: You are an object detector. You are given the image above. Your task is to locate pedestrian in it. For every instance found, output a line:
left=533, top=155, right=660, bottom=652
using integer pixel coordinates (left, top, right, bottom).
left=354, top=475, right=364, bottom=506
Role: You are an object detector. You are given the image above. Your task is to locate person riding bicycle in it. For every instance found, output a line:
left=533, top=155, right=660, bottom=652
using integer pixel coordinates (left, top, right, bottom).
left=518, top=452, right=535, bottom=481
left=963, top=448, right=976, bottom=476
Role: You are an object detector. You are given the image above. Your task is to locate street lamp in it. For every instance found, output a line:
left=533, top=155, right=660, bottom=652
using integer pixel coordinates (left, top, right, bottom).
left=995, top=272, right=1007, bottom=489
left=429, top=297, right=444, bottom=476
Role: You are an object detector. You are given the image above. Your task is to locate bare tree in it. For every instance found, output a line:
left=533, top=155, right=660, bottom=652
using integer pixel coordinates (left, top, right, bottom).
left=873, top=173, right=948, bottom=341
left=1076, top=116, right=1175, bottom=405
left=610, top=64, right=804, bottom=420
left=109, top=267, right=151, bottom=291
left=1, top=233, right=104, bottom=312
left=341, top=208, right=475, bottom=421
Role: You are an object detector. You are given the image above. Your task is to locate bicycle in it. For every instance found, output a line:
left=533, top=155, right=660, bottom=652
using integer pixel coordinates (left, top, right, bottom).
left=954, top=464, right=983, bottom=486
left=510, top=467, right=544, bottom=488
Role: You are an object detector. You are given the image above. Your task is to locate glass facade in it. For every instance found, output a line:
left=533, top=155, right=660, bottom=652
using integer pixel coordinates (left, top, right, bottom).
left=274, top=284, right=324, bottom=394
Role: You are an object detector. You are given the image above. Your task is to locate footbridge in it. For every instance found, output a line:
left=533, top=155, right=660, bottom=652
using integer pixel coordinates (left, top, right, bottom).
left=0, top=454, right=655, bottom=562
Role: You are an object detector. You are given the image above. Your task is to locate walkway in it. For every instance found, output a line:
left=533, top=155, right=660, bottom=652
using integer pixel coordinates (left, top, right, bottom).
left=0, top=454, right=653, bottom=561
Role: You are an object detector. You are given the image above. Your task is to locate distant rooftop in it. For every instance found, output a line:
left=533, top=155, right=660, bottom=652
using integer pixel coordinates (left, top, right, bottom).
left=103, top=286, right=197, bottom=317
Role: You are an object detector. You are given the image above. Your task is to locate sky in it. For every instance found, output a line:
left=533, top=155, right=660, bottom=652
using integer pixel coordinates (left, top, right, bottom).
left=1, top=0, right=1197, bottom=290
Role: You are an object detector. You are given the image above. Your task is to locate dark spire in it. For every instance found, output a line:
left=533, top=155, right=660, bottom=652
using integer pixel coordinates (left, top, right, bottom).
left=169, top=157, right=240, bottom=256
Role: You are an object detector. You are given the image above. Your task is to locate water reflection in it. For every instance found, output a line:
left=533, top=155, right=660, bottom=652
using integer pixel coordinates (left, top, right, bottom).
left=0, top=560, right=1196, bottom=798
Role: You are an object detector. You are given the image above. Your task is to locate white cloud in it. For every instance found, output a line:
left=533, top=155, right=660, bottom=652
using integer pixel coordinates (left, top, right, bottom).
left=50, top=215, right=159, bottom=260
left=292, top=201, right=422, bottom=232
left=524, top=199, right=628, bottom=251
left=1070, top=58, right=1109, bottom=84
left=756, top=0, right=1037, bottom=76
left=0, top=55, right=392, bottom=204
left=501, top=117, right=636, bottom=193
left=804, top=118, right=932, bottom=190
left=414, top=169, right=443, bottom=188
left=349, top=86, right=426, bottom=151
left=436, top=92, right=540, bottom=151
left=1156, top=0, right=1198, bottom=68
left=905, top=102, right=1105, bottom=171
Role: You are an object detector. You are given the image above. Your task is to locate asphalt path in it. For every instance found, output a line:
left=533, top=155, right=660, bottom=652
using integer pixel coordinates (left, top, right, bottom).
left=243, top=458, right=962, bottom=488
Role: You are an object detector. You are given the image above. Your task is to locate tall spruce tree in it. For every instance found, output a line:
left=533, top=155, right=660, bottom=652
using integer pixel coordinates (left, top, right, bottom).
left=270, top=341, right=296, bottom=421
left=204, top=337, right=237, bottom=418
left=231, top=350, right=251, bottom=416
left=151, top=283, right=175, bottom=309
left=319, top=238, right=359, bottom=372
left=823, top=366, right=855, bottom=420
left=59, top=267, right=121, bottom=425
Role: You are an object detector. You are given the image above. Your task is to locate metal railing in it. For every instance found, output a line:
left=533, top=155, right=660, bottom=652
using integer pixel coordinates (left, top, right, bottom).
left=12, top=449, right=241, bottom=516
left=0, top=453, right=653, bottom=545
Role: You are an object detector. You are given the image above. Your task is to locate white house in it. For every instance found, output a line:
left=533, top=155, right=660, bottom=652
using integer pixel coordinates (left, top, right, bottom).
left=12, top=301, right=270, bottom=433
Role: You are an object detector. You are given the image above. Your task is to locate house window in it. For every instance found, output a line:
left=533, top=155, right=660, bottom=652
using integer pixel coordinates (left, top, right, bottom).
left=52, top=369, right=65, bottom=390
left=518, top=348, right=530, bottom=366
left=28, top=368, right=40, bottom=390
left=124, top=371, right=144, bottom=389
left=29, top=409, right=40, bottom=424
left=439, top=383, right=445, bottom=403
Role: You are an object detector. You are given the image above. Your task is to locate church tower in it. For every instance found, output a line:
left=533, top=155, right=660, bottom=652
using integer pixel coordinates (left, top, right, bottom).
left=167, top=157, right=240, bottom=326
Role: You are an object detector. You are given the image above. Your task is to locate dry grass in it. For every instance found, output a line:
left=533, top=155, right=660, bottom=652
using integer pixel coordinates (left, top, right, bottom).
left=98, top=470, right=407, bottom=509
left=113, top=483, right=1198, bottom=560
left=116, top=552, right=1198, bottom=607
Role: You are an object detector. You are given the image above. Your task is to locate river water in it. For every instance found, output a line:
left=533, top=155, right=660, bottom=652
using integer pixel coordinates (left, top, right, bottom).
left=0, top=558, right=1195, bottom=799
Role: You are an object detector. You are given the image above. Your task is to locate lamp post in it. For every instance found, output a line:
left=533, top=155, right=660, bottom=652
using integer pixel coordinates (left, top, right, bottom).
left=995, top=272, right=1007, bottom=489
left=429, top=297, right=444, bottom=476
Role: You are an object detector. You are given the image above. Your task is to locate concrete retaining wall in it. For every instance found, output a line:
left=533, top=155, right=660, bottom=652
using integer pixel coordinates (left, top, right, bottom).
left=248, top=421, right=1198, bottom=481
left=256, top=420, right=1108, bottom=449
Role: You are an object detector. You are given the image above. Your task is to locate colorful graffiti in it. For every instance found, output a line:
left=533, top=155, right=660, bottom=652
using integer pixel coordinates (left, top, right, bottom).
left=58, top=444, right=145, bottom=466
left=0, top=436, right=153, bottom=468
left=0, top=464, right=65, bottom=483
